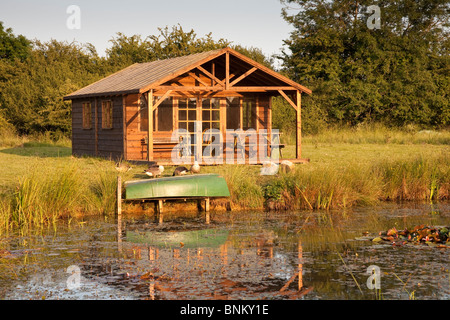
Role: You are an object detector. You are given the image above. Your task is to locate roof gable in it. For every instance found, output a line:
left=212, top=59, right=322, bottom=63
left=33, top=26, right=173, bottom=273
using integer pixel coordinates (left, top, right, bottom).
left=64, top=48, right=311, bottom=100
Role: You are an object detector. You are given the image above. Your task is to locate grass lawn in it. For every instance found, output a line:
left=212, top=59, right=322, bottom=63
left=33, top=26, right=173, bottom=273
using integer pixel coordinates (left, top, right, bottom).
left=284, top=143, right=449, bottom=169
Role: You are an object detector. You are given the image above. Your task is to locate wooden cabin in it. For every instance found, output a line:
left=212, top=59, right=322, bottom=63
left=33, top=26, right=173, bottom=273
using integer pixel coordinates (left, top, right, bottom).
left=63, top=47, right=311, bottom=165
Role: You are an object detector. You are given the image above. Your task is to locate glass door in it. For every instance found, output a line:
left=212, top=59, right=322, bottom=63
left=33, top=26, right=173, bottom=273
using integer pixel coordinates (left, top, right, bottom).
left=201, top=98, right=221, bottom=158
left=178, top=98, right=197, bottom=157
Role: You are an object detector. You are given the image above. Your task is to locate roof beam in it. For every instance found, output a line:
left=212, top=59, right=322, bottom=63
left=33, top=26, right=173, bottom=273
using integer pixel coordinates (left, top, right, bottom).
left=228, top=48, right=312, bottom=95
left=188, top=72, right=210, bottom=87
left=156, top=86, right=222, bottom=91
left=197, top=66, right=225, bottom=87
left=152, top=90, right=173, bottom=111
left=278, top=90, right=298, bottom=111
left=225, top=52, right=230, bottom=90
left=231, top=86, right=298, bottom=92
left=229, top=67, right=257, bottom=87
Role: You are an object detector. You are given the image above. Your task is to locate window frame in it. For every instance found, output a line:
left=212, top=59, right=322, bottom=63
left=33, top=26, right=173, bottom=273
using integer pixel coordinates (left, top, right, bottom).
left=102, top=100, right=113, bottom=129
left=82, top=101, right=92, bottom=130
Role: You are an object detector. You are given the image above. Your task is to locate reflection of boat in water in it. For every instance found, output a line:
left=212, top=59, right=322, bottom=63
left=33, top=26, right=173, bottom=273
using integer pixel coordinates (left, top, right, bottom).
left=126, top=228, right=229, bottom=249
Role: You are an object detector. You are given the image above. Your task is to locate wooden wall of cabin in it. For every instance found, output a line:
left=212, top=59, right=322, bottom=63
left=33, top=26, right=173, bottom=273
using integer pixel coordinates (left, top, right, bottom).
left=71, top=96, right=124, bottom=160
left=124, top=93, right=142, bottom=160
left=124, top=93, right=175, bottom=161
left=72, top=98, right=95, bottom=157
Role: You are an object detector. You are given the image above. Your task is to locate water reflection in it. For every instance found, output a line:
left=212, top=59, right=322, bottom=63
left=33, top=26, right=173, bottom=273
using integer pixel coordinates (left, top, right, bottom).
left=0, top=202, right=449, bottom=300
left=116, top=225, right=308, bottom=300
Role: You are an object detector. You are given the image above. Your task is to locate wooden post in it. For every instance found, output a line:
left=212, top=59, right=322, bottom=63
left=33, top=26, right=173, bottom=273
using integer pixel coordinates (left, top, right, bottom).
left=122, top=95, right=127, bottom=160
left=225, top=52, right=230, bottom=90
left=95, top=98, right=98, bottom=156
left=218, top=98, right=226, bottom=164
left=117, top=175, right=122, bottom=217
left=205, top=198, right=210, bottom=224
left=296, top=91, right=302, bottom=160
left=239, top=98, right=243, bottom=130
left=211, top=62, right=215, bottom=86
left=298, top=238, right=303, bottom=291
left=117, top=175, right=122, bottom=253
left=148, top=90, right=154, bottom=161
left=268, top=96, right=272, bottom=158
left=196, top=96, right=202, bottom=164
left=157, top=199, right=163, bottom=225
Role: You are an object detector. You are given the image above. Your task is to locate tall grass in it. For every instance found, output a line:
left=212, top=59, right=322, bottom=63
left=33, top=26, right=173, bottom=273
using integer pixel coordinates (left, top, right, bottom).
left=0, top=127, right=71, bottom=149
left=0, top=161, right=120, bottom=234
left=8, top=165, right=82, bottom=228
left=221, top=165, right=264, bottom=209
left=254, top=153, right=449, bottom=211
left=87, top=165, right=119, bottom=215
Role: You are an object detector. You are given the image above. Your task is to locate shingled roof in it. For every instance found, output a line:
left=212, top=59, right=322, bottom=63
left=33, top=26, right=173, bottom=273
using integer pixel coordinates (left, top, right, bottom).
left=63, top=47, right=311, bottom=100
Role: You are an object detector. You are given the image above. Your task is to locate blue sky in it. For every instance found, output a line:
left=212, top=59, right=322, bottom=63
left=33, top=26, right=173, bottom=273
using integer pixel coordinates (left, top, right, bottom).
left=0, top=0, right=294, bottom=64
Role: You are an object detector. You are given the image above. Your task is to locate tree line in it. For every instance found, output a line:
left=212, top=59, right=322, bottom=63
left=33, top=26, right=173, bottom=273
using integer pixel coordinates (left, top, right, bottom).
left=0, top=0, right=448, bottom=138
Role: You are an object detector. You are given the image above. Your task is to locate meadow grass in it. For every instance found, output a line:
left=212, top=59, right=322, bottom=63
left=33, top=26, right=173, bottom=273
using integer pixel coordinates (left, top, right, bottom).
left=0, top=127, right=448, bottom=233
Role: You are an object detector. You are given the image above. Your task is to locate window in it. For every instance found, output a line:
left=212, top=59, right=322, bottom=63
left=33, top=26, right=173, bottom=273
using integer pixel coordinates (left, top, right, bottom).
left=178, top=98, right=197, bottom=132
left=226, top=97, right=240, bottom=130
left=202, top=98, right=221, bottom=157
left=139, top=97, right=148, bottom=132
left=155, top=97, right=173, bottom=131
left=82, top=102, right=92, bottom=129
left=242, top=98, right=256, bottom=130
left=202, top=98, right=220, bottom=132
left=178, top=98, right=197, bottom=155
left=102, top=100, right=113, bottom=129
left=140, top=96, right=174, bottom=132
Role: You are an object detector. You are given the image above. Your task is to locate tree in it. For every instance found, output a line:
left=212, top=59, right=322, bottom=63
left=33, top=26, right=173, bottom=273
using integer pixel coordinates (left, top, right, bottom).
left=279, top=0, right=449, bottom=128
left=0, top=22, right=31, bottom=61
left=106, top=24, right=275, bottom=68
left=0, top=22, right=277, bottom=137
left=0, top=38, right=110, bottom=134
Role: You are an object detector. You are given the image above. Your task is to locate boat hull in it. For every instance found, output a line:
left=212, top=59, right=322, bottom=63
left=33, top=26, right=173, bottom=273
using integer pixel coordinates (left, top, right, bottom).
left=124, top=174, right=230, bottom=200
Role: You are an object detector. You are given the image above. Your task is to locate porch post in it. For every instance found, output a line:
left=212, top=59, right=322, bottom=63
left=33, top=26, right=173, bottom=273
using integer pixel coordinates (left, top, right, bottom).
left=296, top=90, right=301, bottom=160
left=196, top=96, right=202, bottom=163
left=148, top=90, right=154, bottom=161
left=94, top=97, right=98, bottom=156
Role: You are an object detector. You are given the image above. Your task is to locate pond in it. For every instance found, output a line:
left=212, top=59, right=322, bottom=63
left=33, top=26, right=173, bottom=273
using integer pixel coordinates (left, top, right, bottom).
left=0, top=202, right=448, bottom=300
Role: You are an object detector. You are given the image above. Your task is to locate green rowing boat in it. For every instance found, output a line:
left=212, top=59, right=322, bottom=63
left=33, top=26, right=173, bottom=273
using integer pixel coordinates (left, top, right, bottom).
left=124, top=174, right=230, bottom=200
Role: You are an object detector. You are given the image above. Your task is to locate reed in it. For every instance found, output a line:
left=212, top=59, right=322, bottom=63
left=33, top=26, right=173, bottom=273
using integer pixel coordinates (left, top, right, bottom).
left=220, top=165, right=264, bottom=209
left=0, top=159, right=121, bottom=233
left=254, top=152, right=449, bottom=211
left=8, top=164, right=82, bottom=228
left=87, top=165, right=119, bottom=215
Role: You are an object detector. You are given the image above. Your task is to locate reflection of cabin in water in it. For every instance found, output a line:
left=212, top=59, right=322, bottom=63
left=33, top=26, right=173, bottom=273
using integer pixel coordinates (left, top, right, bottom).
left=117, top=227, right=308, bottom=299
left=63, top=48, right=311, bottom=164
